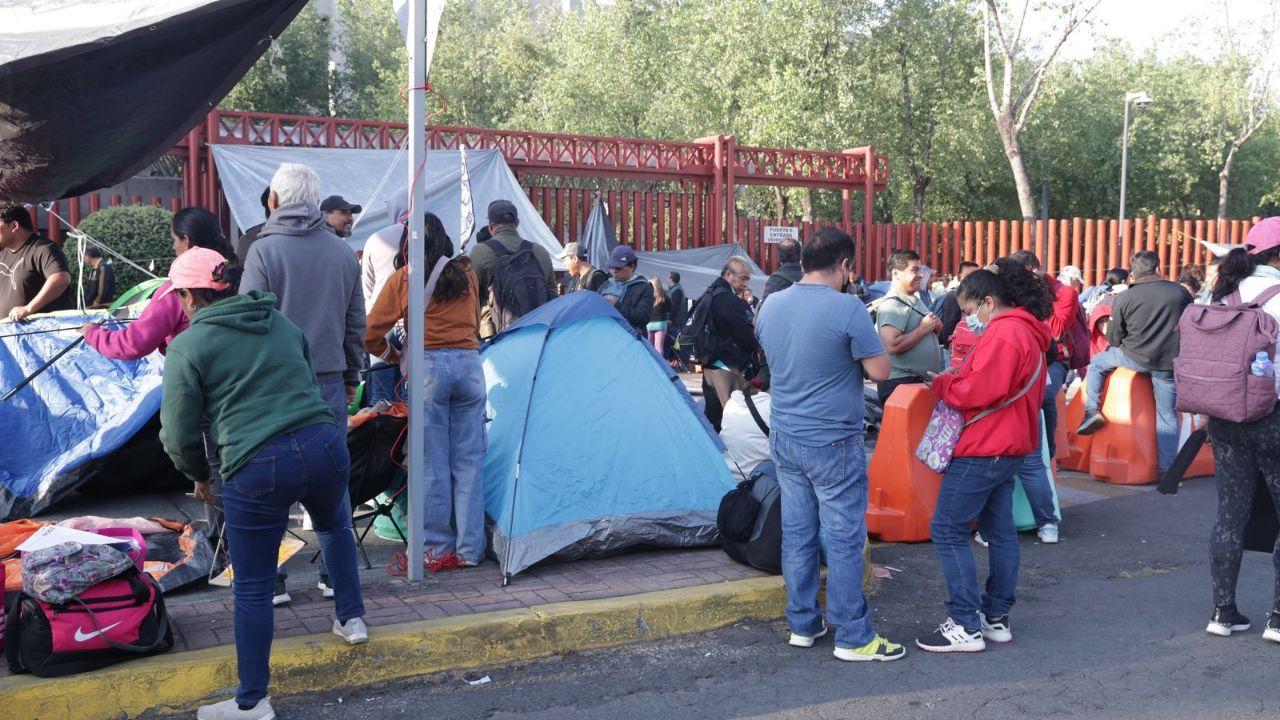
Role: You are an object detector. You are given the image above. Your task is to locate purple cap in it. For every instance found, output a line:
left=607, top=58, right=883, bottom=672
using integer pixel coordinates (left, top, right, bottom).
left=606, top=245, right=638, bottom=269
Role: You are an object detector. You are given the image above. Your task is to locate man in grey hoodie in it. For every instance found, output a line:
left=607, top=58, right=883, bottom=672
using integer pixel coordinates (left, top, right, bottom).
left=241, top=162, right=366, bottom=423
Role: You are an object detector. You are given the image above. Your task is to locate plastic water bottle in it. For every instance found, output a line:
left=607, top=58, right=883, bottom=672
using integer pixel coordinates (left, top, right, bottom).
left=1251, top=350, right=1274, bottom=378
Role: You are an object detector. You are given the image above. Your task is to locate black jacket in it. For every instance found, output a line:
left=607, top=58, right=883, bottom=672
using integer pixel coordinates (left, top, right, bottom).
left=938, top=292, right=963, bottom=347
left=763, top=262, right=802, bottom=299
left=668, top=283, right=688, bottom=328
left=1107, top=276, right=1191, bottom=372
left=706, top=276, right=759, bottom=371
left=574, top=267, right=608, bottom=294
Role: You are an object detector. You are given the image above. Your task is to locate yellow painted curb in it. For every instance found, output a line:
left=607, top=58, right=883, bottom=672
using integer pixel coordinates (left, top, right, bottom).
left=5, top=576, right=787, bottom=720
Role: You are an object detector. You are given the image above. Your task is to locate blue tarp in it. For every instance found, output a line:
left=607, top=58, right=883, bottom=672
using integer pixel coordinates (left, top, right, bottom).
left=481, top=292, right=734, bottom=578
left=0, top=314, right=162, bottom=520
left=578, top=195, right=618, bottom=270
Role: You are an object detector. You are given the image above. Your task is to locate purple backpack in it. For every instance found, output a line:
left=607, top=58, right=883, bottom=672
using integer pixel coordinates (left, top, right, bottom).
left=1174, top=285, right=1280, bottom=423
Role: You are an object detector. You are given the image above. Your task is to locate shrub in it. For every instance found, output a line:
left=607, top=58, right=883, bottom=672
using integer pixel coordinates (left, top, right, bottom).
left=67, top=205, right=174, bottom=302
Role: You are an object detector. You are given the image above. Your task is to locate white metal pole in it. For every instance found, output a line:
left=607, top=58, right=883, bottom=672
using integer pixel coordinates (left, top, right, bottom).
left=404, top=0, right=428, bottom=582
left=1119, top=98, right=1131, bottom=227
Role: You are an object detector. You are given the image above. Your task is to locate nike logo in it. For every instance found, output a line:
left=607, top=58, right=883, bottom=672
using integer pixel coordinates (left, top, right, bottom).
left=74, top=621, right=122, bottom=642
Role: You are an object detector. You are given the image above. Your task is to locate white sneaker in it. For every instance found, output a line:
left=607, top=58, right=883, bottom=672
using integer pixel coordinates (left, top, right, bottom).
left=788, top=624, right=827, bottom=648
left=271, top=579, right=291, bottom=607
left=197, top=697, right=275, bottom=720
left=980, top=613, right=1013, bottom=643
left=333, top=617, right=369, bottom=645
left=915, top=617, right=986, bottom=654
left=1037, top=523, right=1060, bottom=544
left=974, top=532, right=989, bottom=548
left=317, top=577, right=335, bottom=599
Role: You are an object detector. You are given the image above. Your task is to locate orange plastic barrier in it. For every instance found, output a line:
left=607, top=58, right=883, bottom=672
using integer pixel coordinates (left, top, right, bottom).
left=1053, top=391, right=1069, bottom=466
left=867, top=384, right=943, bottom=542
left=1087, top=368, right=1215, bottom=485
left=1059, top=390, right=1093, bottom=471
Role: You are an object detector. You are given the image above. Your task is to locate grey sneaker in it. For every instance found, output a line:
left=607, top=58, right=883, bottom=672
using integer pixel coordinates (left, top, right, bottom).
left=981, top=613, right=1012, bottom=643
left=333, top=616, right=369, bottom=645
left=916, top=617, right=986, bottom=654
left=196, top=697, right=275, bottom=720
left=1076, top=412, right=1106, bottom=436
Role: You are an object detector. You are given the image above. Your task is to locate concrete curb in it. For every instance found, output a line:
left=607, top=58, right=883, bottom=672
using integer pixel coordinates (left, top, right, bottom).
left=6, top=576, right=787, bottom=720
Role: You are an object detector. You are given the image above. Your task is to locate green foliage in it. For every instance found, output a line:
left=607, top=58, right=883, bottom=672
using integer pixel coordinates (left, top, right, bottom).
left=71, top=206, right=174, bottom=298
left=216, top=0, right=1277, bottom=224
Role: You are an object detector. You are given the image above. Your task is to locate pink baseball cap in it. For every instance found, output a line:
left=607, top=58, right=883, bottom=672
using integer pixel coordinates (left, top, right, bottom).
left=158, top=247, right=231, bottom=298
left=1245, top=217, right=1280, bottom=255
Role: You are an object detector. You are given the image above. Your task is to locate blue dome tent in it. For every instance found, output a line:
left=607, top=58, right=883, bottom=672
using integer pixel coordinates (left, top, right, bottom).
left=481, top=292, right=735, bottom=581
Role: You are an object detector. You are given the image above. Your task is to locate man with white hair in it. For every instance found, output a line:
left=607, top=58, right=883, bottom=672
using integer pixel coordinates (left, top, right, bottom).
left=240, top=162, right=366, bottom=602
left=242, top=163, right=365, bottom=419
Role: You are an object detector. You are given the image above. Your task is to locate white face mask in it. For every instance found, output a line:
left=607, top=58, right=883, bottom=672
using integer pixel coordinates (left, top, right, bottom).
left=965, top=313, right=986, bottom=335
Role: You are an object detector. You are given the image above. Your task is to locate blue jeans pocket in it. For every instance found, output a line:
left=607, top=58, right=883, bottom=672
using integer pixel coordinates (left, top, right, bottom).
left=231, top=457, right=276, bottom=499
left=323, top=433, right=351, bottom=473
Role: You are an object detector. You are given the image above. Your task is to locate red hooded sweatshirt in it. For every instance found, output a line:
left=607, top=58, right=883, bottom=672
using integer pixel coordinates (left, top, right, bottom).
left=932, top=307, right=1051, bottom=458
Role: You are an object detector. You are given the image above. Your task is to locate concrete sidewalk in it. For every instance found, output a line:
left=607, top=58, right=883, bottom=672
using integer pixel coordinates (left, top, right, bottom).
left=4, top=470, right=1142, bottom=720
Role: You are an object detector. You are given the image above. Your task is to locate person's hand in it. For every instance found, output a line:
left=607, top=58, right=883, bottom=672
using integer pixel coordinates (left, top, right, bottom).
left=605, top=295, right=618, bottom=306
left=1193, top=414, right=1208, bottom=432
left=8, top=304, right=32, bottom=323
left=192, top=480, right=214, bottom=505
left=79, top=323, right=96, bottom=336
left=345, top=384, right=358, bottom=404
left=921, top=313, right=942, bottom=333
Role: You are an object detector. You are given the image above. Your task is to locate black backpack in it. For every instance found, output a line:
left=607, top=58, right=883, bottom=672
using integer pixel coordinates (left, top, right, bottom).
left=717, top=460, right=782, bottom=574
left=677, top=285, right=728, bottom=365
left=485, top=239, right=550, bottom=332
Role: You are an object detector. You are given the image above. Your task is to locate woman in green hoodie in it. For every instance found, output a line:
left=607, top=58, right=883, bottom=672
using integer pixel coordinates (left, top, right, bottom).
left=158, top=248, right=367, bottom=720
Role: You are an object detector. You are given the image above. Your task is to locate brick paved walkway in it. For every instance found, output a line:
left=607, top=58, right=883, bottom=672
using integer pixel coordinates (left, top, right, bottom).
left=164, top=548, right=767, bottom=654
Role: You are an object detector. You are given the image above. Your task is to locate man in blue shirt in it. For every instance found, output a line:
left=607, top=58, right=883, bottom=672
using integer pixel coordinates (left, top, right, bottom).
left=755, top=227, right=905, bottom=663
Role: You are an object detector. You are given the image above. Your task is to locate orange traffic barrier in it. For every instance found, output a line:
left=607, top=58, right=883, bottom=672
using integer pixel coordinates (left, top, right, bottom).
left=1053, top=391, right=1069, bottom=466
left=1086, top=368, right=1214, bottom=484
left=867, top=384, right=942, bottom=542
left=1059, top=390, right=1093, bottom=471
left=1088, top=369, right=1161, bottom=484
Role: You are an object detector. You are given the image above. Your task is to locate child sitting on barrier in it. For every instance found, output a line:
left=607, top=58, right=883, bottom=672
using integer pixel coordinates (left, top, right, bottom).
left=916, top=257, right=1053, bottom=654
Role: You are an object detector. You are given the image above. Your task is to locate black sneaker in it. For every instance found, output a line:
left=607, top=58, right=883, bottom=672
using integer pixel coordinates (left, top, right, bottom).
left=272, top=578, right=292, bottom=607
left=1076, top=412, right=1106, bottom=436
left=1206, top=605, right=1250, bottom=637
left=1264, top=612, right=1280, bottom=644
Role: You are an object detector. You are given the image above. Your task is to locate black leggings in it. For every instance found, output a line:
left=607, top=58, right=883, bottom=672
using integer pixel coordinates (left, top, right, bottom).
left=1207, top=406, right=1280, bottom=610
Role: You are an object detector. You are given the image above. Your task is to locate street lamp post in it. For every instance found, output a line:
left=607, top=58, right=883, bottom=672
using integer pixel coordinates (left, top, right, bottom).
left=1118, top=90, right=1153, bottom=227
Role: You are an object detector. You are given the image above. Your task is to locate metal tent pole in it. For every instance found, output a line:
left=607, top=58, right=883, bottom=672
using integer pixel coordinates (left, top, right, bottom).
left=404, top=0, right=429, bottom=582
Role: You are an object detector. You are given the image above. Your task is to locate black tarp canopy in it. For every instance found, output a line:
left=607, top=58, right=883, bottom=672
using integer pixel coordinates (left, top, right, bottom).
left=0, top=0, right=307, bottom=201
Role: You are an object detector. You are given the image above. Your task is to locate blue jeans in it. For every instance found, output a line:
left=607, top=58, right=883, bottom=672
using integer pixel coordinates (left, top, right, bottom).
left=421, top=349, right=488, bottom=561
left=1085, top=347, right=1178, bottom=471
left=1041, top=361, right=1067, bottom=457
left=931, top=456, right=1023, bottom=632
left=317, top=374, right=349, bottom=422
left=1017, top=412, right=1059, bottom=528
left=770, top=431, right=874, bottom=650
left=222, top=422, right=364, bottom=706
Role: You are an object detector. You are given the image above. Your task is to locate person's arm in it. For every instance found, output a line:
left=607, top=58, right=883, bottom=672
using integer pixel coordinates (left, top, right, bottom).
left=238, top=243, right=269, bottom=295
left=157, top=347, right=211, bottom=483
left=1106, top=295, right=1126, bottom=348
left=862, top=354, right=892, bottom=382
left=83, top=289, right=184, bottom=360
left=361, top=251, right=377, bottom=309
left=365, top=270, right=405, bottom=363
left=846, top=301, right=890, bottom=381
left=721, top=294, right=760, bottom=352
left=343, top=260, right=367, bottom=390
left=877, top=302, right=940, bottom=354
left=9, top=271, right=71, bottom=321
left=1047, top=284, right=1077, bottom=340
left=100, top=263, right=115, bottom=305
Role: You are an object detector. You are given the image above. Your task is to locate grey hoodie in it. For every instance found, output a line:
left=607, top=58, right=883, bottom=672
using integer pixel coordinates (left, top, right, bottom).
left=240, top=201, right=366, bottom=384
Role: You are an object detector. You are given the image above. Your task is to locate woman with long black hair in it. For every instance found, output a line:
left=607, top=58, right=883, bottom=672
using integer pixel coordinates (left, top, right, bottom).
left=1203, top=218, right=1280, bottom=643
left=916, top=257, right=1053, bottom=654
left=365, top=213, right=486, bottom=567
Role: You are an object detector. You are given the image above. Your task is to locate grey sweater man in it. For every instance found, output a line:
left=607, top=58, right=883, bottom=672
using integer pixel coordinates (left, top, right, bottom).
left=240, top=201, right=366, bottom=386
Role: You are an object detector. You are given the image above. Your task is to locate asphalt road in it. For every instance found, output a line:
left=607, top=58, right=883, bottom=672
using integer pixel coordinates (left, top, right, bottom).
left=269, top=476, right=1278, bottom=720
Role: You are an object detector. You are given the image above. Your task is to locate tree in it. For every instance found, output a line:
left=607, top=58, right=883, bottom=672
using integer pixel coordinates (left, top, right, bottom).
left=981, top=0, right=1100, bottom=219
left=220, top=3, right=332, bottom=116
left=1213, top=0, right=1276, bottom=219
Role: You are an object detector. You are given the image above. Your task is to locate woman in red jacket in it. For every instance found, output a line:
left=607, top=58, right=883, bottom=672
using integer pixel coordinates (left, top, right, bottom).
left=916, top=257, right=1053, bottom=654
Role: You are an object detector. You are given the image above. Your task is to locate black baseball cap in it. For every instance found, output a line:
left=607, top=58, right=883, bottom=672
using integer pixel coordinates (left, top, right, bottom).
left=487, top=199, right=519, bottom=224
left=320, top=195, right=362, bottom=214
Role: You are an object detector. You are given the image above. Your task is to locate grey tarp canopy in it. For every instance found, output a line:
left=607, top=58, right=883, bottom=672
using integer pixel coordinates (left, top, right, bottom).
left=211, top=145, right=565, bottom=269
left=0, top=0, right=307, bottom=201
left=634, top=244, right=766, bottom=299
left=578, top=195, right=618, bottom=270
